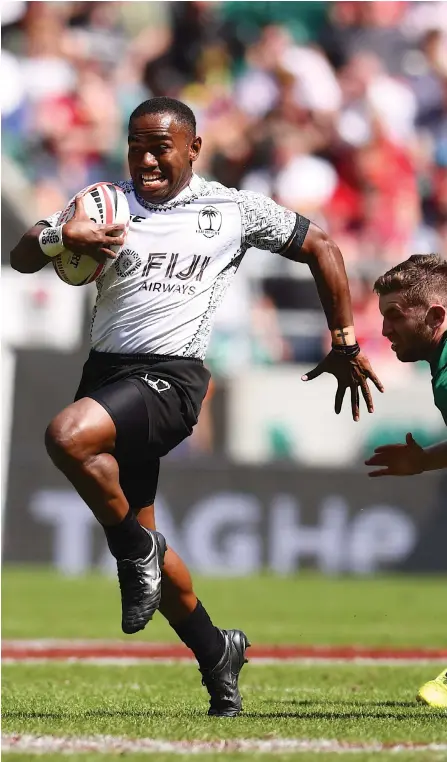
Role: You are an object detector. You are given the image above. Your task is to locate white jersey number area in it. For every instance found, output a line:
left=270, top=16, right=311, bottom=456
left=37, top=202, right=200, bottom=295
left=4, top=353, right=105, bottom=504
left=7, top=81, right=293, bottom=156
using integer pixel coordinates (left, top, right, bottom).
left=43, top=174, right=297, bottom=359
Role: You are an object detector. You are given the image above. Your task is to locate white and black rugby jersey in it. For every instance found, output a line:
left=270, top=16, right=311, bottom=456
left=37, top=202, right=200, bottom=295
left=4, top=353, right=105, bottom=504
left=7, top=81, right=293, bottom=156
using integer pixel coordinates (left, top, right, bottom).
left=42, top=174, right=309, bottom=359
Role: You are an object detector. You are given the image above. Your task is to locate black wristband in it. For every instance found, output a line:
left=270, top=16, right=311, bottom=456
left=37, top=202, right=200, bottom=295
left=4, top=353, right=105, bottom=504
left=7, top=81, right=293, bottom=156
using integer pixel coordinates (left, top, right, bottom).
left=331, top=342, right=360, bottom=358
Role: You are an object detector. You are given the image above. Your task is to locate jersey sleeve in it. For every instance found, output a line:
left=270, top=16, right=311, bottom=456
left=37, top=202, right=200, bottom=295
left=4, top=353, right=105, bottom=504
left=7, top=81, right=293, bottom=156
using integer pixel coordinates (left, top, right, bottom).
left=35, top=211, right=62, bottom=227
left=236, top=190, right=309, bottom=252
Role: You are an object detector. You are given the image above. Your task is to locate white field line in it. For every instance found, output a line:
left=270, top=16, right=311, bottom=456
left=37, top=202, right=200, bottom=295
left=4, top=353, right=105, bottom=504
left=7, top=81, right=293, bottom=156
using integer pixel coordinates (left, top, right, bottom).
left=3, top=734, right=447, bottom=755
left=3, top=656, right=447, bottom=666
left=4, top=640, right=447, bottom=654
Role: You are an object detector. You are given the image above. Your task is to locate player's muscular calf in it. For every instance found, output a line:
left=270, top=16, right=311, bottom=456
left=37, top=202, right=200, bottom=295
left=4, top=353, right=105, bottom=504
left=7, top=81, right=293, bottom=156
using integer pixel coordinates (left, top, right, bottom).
left=135, top=504, right=197, bottom=623
left=45, top=397, right=164, bottom=636
left=134, top=501, right=230, bottom=689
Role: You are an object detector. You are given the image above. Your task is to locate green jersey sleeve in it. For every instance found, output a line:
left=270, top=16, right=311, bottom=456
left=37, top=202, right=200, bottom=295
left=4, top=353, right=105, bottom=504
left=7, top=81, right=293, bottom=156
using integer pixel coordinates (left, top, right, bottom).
left=433, top=368, right=447, bottom=426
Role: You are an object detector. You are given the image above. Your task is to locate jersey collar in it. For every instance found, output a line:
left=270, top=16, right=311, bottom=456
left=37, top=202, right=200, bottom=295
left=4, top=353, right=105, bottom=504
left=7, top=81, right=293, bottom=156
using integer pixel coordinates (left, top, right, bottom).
left=132, top=173, right=203, bottom=211
left=430, top=330, right=447, bottom=378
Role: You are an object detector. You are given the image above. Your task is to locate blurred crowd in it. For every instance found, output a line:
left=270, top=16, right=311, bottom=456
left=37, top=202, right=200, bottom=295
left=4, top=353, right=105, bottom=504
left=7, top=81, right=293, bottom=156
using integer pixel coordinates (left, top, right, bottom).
left=2, top=0, right=447, bottom=372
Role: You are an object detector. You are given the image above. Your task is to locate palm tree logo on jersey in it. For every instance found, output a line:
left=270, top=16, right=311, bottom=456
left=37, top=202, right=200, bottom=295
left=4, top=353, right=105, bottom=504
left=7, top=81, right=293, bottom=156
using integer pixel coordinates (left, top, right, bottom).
left=197, top=206, right=222, bottom=238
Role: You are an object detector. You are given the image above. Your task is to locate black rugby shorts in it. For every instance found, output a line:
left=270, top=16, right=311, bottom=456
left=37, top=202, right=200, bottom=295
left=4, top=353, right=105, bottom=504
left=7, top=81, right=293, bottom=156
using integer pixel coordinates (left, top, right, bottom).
left=74, top=350, right=210, bottom=509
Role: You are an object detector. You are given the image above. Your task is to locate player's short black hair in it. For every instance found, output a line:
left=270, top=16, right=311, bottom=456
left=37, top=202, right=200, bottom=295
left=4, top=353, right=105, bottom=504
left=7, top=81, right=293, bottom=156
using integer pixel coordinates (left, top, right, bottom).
left=129, top=97, right=196, bottom=136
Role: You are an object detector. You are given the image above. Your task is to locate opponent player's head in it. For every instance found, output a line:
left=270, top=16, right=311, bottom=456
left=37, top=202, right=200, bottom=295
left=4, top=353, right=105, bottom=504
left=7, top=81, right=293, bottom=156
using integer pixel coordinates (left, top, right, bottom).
left=128, top=97, right=202, bottom=204
left=374, top=254, right=447, bottom=362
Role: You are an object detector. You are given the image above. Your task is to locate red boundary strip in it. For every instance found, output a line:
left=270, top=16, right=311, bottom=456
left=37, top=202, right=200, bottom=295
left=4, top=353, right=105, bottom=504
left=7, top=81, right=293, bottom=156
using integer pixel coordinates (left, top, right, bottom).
left=2, top=643, right=447, bottom=661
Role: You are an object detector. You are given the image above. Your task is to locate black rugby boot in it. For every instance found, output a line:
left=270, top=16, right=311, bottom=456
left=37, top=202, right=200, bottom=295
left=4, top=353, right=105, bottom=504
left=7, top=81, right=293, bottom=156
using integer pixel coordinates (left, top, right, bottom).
left=117, top=529, right=167, bottom=634
left=200, top=629, right=250, bottom=716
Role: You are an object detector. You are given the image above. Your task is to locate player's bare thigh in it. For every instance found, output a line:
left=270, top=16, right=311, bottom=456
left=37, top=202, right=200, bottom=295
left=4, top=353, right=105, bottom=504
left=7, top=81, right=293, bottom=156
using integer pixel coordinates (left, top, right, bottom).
left=45, top=397, right=117, bottom=464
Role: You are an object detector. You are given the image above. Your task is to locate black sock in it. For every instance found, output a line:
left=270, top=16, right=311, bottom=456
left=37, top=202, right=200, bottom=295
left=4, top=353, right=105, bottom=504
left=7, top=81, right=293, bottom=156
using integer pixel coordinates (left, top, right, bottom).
left=172, top=600, right=225, bottom=670
left=103, top=509, right=153, bottom=561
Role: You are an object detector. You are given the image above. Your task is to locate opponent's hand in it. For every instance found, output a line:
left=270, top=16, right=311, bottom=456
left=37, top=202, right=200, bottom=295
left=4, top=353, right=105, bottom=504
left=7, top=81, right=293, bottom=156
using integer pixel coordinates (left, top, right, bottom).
left=302, top=349, right=384, bottom=421
left=365, top=433, right=426, bottom=477
left=62, top=194, right=125, bottom=262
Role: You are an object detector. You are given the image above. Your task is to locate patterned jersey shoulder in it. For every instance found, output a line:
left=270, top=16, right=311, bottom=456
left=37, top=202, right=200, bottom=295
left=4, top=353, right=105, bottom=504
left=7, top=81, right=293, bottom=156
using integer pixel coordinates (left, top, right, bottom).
left=199, top=180, right=297, bottom=252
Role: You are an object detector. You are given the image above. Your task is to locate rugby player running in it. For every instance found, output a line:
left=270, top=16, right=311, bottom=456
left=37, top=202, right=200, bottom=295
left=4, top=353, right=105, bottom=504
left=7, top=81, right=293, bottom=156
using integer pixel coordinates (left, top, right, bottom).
left=366, top=255, right=447, bottom=709
left=11, top=97, right=383, bottom=717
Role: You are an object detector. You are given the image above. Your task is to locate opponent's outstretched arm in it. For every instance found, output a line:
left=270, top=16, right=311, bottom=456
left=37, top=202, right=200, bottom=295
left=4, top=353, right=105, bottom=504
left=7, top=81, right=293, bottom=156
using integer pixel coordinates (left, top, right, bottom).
left=10, top=196, right=125, bottom=274
left=281, top=221, right=384, bottom=421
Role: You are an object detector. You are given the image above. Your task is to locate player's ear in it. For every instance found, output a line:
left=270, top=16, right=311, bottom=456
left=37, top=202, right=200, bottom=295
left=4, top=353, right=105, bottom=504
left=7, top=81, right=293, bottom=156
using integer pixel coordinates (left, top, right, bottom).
left=189, top=136, right=202, bottom=164
left=426, top=304, right=446, bottom=329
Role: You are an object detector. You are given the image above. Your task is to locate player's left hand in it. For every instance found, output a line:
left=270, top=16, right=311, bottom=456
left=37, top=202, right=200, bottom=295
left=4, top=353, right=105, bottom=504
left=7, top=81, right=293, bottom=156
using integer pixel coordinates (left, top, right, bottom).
left=365, top=433, right=426, bottom=477
left=301, top=350, right=384, bottom=421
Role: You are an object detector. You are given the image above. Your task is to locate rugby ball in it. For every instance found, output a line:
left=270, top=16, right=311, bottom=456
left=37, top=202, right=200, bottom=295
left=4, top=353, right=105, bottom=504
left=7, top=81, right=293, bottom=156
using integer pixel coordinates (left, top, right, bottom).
left=52, top=182, right=130, bottom=286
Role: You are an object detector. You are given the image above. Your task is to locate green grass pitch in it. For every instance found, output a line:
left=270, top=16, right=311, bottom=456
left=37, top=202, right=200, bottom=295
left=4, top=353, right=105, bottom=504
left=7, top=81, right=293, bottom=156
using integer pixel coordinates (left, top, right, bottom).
left=2, top=566, right=447, bottom=761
